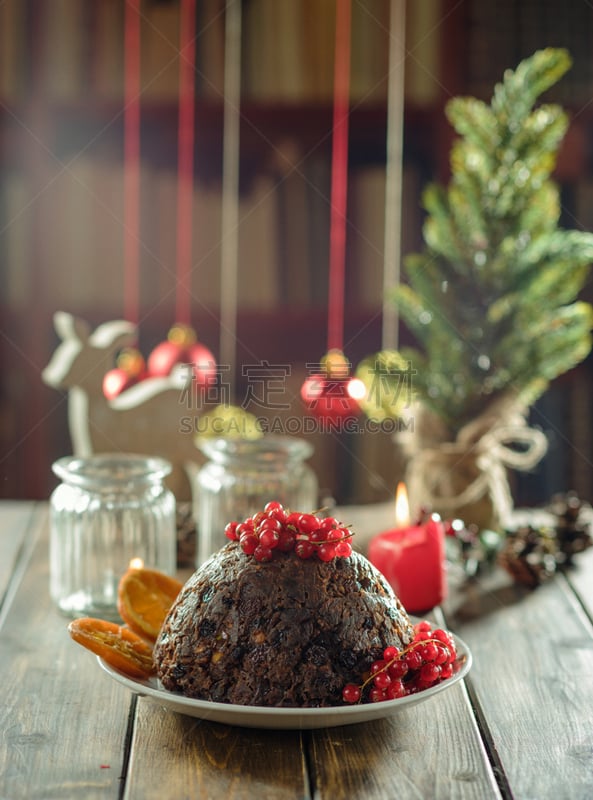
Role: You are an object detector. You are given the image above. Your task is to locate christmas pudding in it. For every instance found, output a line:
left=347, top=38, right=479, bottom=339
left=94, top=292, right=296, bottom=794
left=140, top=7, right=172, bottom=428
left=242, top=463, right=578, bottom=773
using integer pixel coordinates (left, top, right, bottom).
left=153, top=504, right=415, bottom=708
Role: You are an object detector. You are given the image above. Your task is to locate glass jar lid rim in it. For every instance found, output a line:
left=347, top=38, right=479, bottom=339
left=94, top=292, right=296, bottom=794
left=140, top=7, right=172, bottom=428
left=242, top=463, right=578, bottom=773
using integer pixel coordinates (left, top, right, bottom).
left=52, top=453, right=173, bottom=488
left=198, top=435, right=313, bottom=461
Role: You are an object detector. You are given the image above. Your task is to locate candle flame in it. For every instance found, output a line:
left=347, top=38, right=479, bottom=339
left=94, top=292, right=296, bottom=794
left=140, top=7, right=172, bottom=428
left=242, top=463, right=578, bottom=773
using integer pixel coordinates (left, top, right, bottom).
left=394, top=482, right=410, bottom=528
left=129, top=557, right=144, bottom=570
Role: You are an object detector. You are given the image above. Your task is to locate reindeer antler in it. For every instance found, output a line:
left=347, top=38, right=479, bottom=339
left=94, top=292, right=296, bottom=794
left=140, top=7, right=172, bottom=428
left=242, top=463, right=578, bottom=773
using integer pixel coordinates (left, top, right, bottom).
left=53, top=311, right=91, bottom=344
left=42, top=313, right=137, bottom=390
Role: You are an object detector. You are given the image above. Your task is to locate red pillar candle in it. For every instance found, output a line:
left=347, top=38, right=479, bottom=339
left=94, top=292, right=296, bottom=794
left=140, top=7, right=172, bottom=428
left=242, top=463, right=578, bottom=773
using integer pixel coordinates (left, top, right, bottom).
left=368, top=483, right=447, bottom=613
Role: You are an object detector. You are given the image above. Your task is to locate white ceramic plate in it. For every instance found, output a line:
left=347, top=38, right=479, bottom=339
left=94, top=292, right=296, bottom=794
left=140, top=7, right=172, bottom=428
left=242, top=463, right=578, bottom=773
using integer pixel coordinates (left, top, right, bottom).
left=97, top=634, right=472, bottom=730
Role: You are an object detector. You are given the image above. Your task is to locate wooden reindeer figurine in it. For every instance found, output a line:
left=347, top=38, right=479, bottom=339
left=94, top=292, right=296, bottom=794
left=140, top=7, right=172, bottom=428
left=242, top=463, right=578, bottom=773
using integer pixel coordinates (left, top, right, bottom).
left=42, top=311, right=204, bottom=501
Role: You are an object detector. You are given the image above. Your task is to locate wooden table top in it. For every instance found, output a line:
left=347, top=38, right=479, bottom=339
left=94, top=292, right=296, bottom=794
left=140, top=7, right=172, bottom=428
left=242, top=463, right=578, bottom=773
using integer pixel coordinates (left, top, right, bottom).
left=1, top=500, right=592, bottom=799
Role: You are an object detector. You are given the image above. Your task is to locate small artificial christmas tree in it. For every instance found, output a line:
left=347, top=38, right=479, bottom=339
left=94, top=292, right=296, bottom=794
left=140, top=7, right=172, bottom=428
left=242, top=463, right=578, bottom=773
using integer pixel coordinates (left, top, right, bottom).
left=362, top=48, right=593, bottom=528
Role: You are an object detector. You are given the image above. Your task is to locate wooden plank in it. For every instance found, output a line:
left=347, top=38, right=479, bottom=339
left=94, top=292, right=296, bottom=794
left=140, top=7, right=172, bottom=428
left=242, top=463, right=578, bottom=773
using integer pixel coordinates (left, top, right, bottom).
left=0, top=501, right=38, bottom=600
left=444, top=567, right=593, bottom=800
left=0, top=506, right=133, bottom=799
left=124, top=703, right=310, bottom=800
left=310, top=683, right=501, bottom=800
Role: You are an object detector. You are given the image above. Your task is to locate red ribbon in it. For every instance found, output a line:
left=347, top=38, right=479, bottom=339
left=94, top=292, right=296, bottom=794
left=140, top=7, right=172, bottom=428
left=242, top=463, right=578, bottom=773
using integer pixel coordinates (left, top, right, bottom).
left=327, top=0, right=352, bottom=353
left=123, top=0, right=141, bottom=325
left=176, top=0, right=197, bottom=327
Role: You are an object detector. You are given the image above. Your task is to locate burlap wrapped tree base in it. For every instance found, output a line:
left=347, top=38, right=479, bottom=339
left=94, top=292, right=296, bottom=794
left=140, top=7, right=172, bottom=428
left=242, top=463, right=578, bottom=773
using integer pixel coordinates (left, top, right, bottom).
left=399, top=395, right=549, bottom=531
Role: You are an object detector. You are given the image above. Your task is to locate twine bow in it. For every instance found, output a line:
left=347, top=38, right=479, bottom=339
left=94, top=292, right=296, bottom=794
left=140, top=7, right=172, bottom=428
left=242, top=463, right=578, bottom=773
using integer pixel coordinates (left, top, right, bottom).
left=404, top=398, right=548, bottom=527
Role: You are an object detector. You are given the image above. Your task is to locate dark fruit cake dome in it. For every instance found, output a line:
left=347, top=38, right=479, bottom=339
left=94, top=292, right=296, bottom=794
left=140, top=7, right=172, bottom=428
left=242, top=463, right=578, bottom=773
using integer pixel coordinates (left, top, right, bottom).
left=154, top=502, right=415, bottom=708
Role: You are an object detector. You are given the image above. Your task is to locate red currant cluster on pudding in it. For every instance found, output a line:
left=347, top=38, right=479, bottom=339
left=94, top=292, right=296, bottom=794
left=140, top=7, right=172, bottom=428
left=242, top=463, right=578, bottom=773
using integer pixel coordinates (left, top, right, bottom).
left=224, top=501, right=354, bottom=563
left=342, top=620, right=459, bottom=704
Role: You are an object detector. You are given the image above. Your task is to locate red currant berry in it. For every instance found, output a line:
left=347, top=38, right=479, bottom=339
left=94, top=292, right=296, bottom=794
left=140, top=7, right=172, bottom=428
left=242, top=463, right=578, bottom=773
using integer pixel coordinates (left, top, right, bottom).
left=370, top=659, right=386, bottom=675
left=285, top=511, right=302, bottom=528
left=224, top=521, right=239, bottom=541
left=414, top=620, right=432, bottom=634
left=342, top=683, right=361, bottom=704
left=386, top=679, right=406, bottom=699
left=277, top=530, right=296, bottom=552
left=297, top=513, right=320, bottom=533
left=259, top=529, right=280, bottom=549
left=236, top=521, right=254, bottom=538
left=383, top=645, right=399, bottom=661
left=335, top=540, right=352, bottom=558
left=440, top=663, right=454, bottom=680
left=434, top=645, right=449, bottom=665
left=264, top=501, right=284, bottom=513
left=239, top=533, right=258, bottom=555
left=404, top=649, right=423, bottom=670
left=326, top=529, right=343, bottom=542
left=419, top=663, right=441, bottom=684
left=388, top=659, right=408, bottom=679
left=373, top=671, right=392, bottom=689
left=439, top=638, right=456, bottom=663
left=369, top=687, right=387, bottom=703
left=318, top=516, right=339, bottom=533
left=419, top=642, right=439, bottom=662
left=253, top=544, right=273, bottom=562
left=310, top=530, right=326, bottom=544
left=317, top=543, right=337, bottom=561
left=268, top=508, right=287, bottom=524
left=251, top=511, right=266, bottom=527
left=295, top=540, right=315, bottom=559
left=257, top=517, right=283, bottom=533
left=433, top=628, right=455, bottom=649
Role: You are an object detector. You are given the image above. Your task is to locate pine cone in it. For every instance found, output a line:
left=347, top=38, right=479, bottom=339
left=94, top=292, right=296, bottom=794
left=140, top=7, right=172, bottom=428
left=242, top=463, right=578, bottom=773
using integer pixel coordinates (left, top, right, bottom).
left=547, top=491, right=593, bottom=564
left=498, top=525, right=557, bottom=588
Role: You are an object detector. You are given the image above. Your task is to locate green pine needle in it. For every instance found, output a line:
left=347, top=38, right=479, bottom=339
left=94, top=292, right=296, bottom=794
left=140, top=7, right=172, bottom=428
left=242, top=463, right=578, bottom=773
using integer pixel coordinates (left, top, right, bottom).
left=372, top=48, right=593, bottom=435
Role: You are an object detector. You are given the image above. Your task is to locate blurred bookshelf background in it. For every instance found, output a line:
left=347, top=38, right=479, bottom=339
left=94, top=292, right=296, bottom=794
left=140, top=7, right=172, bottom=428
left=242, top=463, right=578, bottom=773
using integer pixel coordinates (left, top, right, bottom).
left=2, top=0, right=593, bottom=505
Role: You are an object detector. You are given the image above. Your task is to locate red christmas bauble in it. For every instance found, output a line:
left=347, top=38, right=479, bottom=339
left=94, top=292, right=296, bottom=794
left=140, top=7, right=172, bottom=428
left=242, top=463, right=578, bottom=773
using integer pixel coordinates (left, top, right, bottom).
left=147, top=324, right=216, bottom=388
left=301, top=374, right=364, bottom=422
left=300, top=350, right=365, bottom=422
left=102, top=347, right=146, bottom=399
left=146, top=339, right=185, bottom=377
left=186, top=341, right=217, bottom=386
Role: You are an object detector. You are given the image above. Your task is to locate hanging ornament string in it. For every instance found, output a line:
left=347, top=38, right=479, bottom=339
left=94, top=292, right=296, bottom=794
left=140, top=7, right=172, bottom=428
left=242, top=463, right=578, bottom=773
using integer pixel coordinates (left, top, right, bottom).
left=327, top=0, right=352, bottom=354
left=382, top=0, right=406, bottom=351
left=145, top=0, right=217, bottom=387
left=301, top=0, right=366, bottom=421
left=123, top=0, right=141, bottom=325
left=103, top=0, right=144, bottom=399
left=220, top=0, right=242, bottom=399
left=175, top=0, right=197, bottom=327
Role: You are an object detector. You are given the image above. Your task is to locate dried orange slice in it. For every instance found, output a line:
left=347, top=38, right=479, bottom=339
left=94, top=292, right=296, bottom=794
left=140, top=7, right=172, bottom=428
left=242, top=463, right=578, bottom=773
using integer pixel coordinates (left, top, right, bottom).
left=117, top=568, right=183, bottom=642
left=68, top=617, right=155, bottom=680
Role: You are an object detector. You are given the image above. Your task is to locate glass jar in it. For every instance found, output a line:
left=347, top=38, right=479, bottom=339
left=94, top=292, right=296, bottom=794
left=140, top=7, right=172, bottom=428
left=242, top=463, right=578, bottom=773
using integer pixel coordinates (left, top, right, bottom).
left=50, top=453, right=177, bottom=619
left=194, top=436, right=318, bottom=565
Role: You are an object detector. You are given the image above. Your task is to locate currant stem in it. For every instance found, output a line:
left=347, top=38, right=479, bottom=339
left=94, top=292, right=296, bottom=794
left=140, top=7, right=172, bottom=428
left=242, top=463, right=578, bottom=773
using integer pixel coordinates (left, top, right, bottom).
left=356, top=637, right=453, bottom=698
